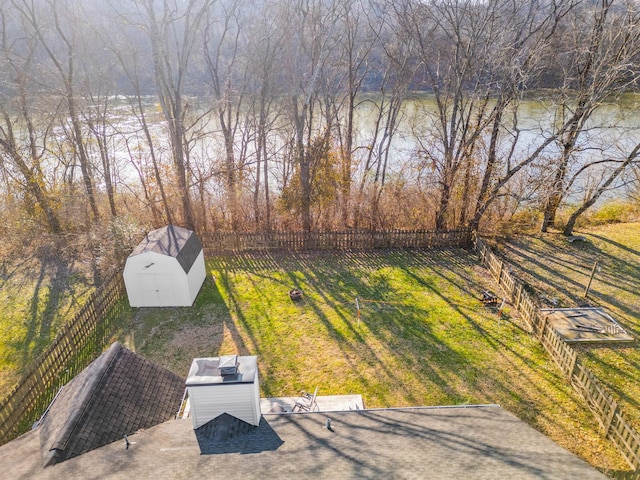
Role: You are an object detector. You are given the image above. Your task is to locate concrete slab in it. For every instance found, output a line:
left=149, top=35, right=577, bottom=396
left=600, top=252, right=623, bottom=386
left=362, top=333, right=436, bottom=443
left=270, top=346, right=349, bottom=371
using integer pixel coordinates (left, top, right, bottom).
left=261, top=394, right=365, bottom=413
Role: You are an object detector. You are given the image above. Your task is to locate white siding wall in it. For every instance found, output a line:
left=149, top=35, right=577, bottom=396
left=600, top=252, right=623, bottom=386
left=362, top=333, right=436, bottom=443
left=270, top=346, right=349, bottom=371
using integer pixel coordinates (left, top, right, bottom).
left=251, top=371, right=261, bottom=422
left=186, top=250, right=206, bottom=304
left=123, top=252, right=190, bottom=307
left=188, top=383, right=261, bottom=429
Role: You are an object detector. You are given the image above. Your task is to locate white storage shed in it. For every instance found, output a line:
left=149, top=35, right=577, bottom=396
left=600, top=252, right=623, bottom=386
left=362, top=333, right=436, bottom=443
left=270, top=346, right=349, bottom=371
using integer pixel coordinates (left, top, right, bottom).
left=123, top=225, right=206, bottom=307
left=186, top=355, right=261, bottom=429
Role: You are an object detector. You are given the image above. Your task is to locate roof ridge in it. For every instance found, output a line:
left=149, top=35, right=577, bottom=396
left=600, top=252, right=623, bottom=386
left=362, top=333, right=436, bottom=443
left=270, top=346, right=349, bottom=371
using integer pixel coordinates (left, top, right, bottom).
left=50, top=342, right=123, bottom=451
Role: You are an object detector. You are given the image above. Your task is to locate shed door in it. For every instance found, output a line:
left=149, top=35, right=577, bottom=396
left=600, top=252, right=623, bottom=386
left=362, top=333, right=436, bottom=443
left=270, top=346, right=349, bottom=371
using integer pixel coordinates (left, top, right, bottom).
left=138, top=273, right=176, bottom=306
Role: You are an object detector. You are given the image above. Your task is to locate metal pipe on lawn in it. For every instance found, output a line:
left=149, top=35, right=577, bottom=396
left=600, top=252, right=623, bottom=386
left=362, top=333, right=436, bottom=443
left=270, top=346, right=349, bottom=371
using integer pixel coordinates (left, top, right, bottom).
left=583, top=261, right=599, bottom=298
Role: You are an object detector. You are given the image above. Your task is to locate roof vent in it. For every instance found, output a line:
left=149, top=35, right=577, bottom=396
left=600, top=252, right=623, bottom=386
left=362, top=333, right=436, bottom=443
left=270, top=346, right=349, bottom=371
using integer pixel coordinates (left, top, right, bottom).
left=218, top=355, right=239, bottom=376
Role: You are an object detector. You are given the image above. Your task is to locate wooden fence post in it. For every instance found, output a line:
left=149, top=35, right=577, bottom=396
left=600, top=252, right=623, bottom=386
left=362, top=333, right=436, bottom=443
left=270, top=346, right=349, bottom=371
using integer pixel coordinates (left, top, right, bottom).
left=568, top=348, right=579, bottom=380
left=538, top=313, right=548, bottom=340
left=603, top=399, right=619, bottom=437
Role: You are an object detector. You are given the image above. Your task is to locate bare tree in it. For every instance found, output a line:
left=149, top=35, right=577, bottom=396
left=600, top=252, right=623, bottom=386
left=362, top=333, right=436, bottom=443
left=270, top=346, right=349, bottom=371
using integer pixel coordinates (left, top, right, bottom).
left=134, top=0, right=212, bottom=232
left=245, top=9, right=286, bottom=232
left=0, top=3, right=62, bottom=233
left=541, top=0, right=640, bottom=231
left=564, top=140, right=640, bottom=235
left=101, top=2, right=175, bottom=224
left=352, top=4, right=415, bottom=229
left=394, top=0, right=579, bottom=231
left=322, top=0, right=376, bottom=227
left=14, top=0, right=103, bottom=221
left=202, top=0, right=248, bottom=231
left=279, top=0, right=340, bottom=232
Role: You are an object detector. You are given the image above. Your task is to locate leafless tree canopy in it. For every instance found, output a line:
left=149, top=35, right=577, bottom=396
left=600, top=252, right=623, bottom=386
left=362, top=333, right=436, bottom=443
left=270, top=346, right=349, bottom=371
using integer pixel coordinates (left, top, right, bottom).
left=0, top=0, right=639, bottom=237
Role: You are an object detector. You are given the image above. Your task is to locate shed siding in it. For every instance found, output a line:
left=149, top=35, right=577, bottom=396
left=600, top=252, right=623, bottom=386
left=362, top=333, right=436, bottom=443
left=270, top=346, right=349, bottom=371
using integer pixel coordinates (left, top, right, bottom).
left=124, top=252, right=190, bottom=307
left=124, top=226, right=206, bottom=308
left=186, top=250, right=206, bottom=304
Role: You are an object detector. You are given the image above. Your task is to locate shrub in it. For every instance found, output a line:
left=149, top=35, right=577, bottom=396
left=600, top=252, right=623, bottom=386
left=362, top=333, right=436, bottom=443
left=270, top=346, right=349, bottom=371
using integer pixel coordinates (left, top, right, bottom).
left=583, top=200, right=640, bottom=226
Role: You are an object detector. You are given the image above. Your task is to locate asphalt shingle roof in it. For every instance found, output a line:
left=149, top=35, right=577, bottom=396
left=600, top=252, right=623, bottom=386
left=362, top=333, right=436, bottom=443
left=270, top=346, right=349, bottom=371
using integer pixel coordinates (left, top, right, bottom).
left=4, top=404, right=607, bottom=479
left=130, top=225, right=202, bottom=273
left=38, top=342, right=184, bottom=466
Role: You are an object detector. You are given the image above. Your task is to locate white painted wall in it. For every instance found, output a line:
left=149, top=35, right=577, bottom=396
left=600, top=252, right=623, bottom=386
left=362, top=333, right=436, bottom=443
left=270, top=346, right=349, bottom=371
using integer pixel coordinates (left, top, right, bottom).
left=188, top=382, right=261, bottom=429
left=186, top=250, right=206, bottom=305
left=124, top=251, right=191, bottom=307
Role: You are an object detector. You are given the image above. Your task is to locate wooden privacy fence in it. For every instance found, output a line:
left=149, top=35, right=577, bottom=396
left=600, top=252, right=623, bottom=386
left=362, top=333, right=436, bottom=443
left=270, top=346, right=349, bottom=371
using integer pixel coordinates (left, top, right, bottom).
left=612, top=470, right=640, bottom=480
left=0, top=271, right=127, bottom=445
left=202, top=229, right=472, bottom=253
left=474, top=235, right=640, bottom=471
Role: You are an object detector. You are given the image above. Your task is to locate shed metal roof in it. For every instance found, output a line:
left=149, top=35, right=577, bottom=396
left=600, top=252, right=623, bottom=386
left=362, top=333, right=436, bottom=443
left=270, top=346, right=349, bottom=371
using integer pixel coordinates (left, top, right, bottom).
left=130, top=225, right=203, bottom=274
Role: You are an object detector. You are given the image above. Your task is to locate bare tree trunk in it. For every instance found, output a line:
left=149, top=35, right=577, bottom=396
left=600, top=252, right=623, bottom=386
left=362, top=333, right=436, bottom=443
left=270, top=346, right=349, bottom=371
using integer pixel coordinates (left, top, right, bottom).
left=292, top=98, right=314, bottom=233
left=67, top=94, right=100, bottom=220
left=142, top=0, right=207, bottom=232
left=0, top=134, right=62, bottom=233
left=540, top=0, right=640, bottom=231
left=125, top=141, right=162, bottom=226
left=22, top=0, right=101, bottom=221
left=0, top=7, right=62, bottom=233
left=135, top=96, right=174, bottom=225
left=86, top=106, right=117, bottom=217
left=564, top=142, right=640, bottom=236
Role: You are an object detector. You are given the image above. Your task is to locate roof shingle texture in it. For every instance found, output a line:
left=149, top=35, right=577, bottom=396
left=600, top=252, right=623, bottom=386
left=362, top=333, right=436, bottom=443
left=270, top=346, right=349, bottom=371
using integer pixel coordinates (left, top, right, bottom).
left=130, top=225, right=202, bottom=273
left=2, top=405, right=607, bottom=479
left=38, top=342, right=184, bottom=465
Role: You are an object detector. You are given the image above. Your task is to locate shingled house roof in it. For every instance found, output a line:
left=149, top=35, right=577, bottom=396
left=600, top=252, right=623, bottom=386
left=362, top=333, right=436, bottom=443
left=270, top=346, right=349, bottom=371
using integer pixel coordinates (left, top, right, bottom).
left=130, top=225, right=202, bottom=274
left=1, top=405, right=607, bottom=479
left=38, top=342, right=184, bottom=466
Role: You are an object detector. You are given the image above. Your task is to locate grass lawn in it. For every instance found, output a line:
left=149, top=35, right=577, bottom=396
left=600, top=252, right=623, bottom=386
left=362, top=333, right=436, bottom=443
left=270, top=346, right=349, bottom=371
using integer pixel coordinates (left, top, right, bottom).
left=495, top=223, right=640, bottom=435
left=0, top=243, right=93, bottom=394
left=124, top=248, right=627, bottom=472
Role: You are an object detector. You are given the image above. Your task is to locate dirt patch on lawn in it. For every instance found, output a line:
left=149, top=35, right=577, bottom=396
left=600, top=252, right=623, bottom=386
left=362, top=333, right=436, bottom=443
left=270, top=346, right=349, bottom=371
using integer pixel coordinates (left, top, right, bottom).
left=138, top=318, right=230, bottom=378
left=167, top=324, right=225, bottom=358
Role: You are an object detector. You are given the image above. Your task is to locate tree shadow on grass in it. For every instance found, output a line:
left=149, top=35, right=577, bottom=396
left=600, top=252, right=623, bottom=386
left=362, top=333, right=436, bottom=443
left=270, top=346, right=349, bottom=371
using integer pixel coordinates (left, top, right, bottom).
left=502, top=234, right=640, bottom=316
left=17, top=245, right=81, bottom=368
left=496, top=233, right=640, bottom=431
left=208, top=249, right=562, bottom=417
left=211, top=250, right=487, bottom=405
left=396, top=250, right=617, bottom=436
left=182, top=248, right=630, bottom=469
left=497, top=233, right=640, bottom=336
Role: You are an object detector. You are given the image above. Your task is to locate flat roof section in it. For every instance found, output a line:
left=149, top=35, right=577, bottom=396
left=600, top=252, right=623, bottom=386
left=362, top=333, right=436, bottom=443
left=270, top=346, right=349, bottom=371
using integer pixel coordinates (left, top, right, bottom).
left=185, top=355, right=257, bottom=386
left=541, top=307, right=634, bottom=344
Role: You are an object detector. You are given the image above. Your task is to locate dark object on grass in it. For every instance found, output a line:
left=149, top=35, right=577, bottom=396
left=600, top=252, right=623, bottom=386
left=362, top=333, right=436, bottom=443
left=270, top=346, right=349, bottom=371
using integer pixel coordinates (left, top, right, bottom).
left=567, top=235, right=587, bottom=243
left=289, top=289, right=303, bottom=301
left=481, top=290, right=499, bottom=306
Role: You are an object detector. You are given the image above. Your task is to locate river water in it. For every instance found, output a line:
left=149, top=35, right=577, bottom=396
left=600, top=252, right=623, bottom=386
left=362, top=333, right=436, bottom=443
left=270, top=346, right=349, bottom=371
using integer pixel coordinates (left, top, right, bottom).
left=97, top=93, right=640, bottom=204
